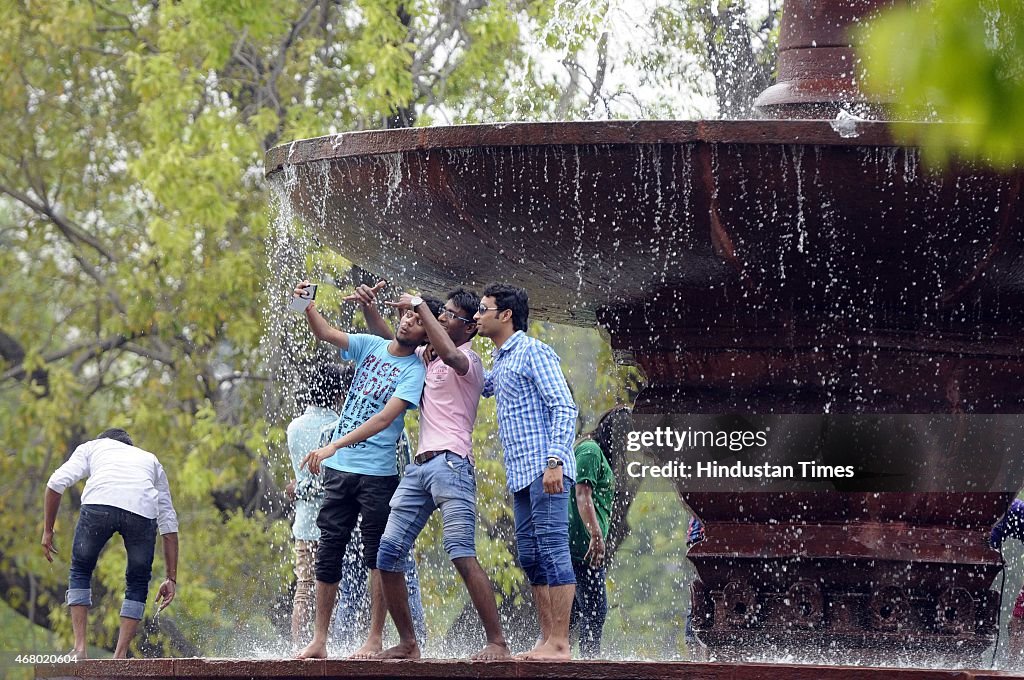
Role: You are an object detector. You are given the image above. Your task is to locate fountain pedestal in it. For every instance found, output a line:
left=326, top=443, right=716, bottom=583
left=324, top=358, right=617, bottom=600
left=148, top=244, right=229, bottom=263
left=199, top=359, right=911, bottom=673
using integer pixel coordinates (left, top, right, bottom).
left=266, top=0, right=1024, bottom=666
left=31, top=658, right=1024, bottom=679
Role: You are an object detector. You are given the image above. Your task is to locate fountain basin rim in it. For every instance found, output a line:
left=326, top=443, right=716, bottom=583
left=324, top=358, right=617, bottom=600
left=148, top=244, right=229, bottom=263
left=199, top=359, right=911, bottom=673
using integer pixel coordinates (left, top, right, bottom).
left=263, top=119, right=942, bottom=177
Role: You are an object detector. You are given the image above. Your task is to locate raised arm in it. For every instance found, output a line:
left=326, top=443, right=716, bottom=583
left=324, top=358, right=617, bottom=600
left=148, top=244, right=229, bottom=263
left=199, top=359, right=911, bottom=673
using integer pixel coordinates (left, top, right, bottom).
left=301, top=396, right=412, bottom=475
left=295, top=281, right=349, bottom=350
left=345, top=281, right=394, bottom=340
left=387, top=293, right=469, bottom=375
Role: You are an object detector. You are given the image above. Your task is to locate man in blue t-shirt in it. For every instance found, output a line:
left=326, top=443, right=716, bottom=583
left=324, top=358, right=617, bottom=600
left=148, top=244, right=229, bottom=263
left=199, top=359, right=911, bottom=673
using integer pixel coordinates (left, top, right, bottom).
left=292, top=280, right=427, bottom=660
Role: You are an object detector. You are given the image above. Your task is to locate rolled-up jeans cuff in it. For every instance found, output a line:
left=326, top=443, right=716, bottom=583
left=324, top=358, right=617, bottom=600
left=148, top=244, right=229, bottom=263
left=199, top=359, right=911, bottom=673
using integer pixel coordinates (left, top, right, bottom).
left=66, top=588, right=92, bottom=607
left=120, top=599, right=146, bottom=620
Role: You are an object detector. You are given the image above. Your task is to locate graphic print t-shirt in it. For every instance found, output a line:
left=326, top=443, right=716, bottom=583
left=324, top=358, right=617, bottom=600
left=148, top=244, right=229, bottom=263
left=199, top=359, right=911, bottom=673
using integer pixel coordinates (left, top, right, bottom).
left=322, top=334, right=426, bottom=476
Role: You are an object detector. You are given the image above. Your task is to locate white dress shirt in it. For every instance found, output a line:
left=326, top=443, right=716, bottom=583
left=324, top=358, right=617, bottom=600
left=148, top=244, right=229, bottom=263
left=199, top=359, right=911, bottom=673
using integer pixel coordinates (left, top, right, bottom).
left=47, top=438, right=179, bottom=535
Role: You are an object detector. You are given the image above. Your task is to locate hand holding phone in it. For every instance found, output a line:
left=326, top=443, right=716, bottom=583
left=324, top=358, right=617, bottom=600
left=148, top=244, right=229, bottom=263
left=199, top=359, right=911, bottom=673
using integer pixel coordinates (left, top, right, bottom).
left=290, top=282, right=318, bottom=313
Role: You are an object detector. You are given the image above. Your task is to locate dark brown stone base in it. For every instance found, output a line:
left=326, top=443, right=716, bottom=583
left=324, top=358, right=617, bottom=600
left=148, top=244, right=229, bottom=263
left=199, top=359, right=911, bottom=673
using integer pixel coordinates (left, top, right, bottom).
left=33, top=659, right=1024, bottom=680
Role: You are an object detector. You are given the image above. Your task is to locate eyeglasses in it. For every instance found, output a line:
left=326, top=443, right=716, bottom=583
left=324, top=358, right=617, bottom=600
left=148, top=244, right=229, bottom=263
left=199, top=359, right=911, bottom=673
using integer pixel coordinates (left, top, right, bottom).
left=442, top=308, right=474, bottom=323
left=477, top=304, right=499, bottom=315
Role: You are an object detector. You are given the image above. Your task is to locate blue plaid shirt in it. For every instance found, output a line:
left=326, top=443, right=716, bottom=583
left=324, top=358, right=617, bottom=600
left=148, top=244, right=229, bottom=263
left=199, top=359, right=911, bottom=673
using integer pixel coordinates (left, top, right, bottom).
left=483, top=331, right=578, bottom=491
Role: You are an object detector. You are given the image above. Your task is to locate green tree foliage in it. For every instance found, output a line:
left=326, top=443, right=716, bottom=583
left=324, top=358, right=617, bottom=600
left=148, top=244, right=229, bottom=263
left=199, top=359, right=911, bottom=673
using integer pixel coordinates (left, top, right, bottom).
left=0, top=0, right=607, bottom=659
left=862, top=0, right=1024, bottom=167
left=630, top=0, right=781, bottom=117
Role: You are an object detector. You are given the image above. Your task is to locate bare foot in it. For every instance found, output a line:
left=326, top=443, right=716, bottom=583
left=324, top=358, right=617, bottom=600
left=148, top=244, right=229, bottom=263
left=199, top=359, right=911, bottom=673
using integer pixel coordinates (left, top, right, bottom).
left=471, top=641, right=511, bottom=660
left=376, top=640, right=420, bottom=659
left=519, top=640, right=570, bottom=661
left=348, top=639, right=383, bottom=659
left=513, top=637, right=546, bottom=659
left=68, top=648, right=87, bottom=661
left=295, top=639, right=328, bottom=659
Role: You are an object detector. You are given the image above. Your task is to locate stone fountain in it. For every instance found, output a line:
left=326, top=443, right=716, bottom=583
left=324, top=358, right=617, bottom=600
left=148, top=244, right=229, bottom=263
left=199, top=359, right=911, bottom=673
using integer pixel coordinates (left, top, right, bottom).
left=259, top=0, right=1024, bottom=669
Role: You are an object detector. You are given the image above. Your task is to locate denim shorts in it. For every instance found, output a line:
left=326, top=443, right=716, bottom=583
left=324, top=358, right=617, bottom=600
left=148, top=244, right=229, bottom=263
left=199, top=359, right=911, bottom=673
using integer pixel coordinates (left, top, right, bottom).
left=512, top=473, right=576, bottom=587
left=67, top=504, right=157, bottom=620
left=377, top=452, right=477, bottom=572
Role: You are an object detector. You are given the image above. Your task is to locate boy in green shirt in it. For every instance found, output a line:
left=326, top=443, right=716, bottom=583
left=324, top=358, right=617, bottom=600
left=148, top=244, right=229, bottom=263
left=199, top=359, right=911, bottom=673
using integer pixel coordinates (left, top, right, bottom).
left=568, top=406, right=628, bottom=657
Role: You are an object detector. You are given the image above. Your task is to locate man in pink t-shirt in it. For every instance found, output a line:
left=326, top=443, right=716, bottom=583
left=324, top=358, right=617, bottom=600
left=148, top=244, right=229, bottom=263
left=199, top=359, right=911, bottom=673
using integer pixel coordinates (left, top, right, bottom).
left=352, top=285, right=509, bottom=660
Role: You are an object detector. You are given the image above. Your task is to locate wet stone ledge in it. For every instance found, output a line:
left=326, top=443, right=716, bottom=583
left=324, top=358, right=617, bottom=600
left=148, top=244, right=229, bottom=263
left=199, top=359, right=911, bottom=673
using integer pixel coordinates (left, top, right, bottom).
left=33, top=659, right=1024, bottom=680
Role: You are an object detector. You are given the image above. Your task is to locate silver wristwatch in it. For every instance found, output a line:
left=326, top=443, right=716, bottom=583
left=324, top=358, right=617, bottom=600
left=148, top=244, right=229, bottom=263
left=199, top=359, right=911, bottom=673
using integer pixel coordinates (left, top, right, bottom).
left=410, top=295, right=423, bottom=310
left=546, top=456, right=563, bottom=469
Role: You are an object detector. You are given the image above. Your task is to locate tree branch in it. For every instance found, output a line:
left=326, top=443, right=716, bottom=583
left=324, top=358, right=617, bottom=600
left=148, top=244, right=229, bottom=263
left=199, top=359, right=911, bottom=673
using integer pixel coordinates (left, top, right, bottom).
left=1, top=334, right=137, bottom=383
left=0, top=181, right=118, bottom=263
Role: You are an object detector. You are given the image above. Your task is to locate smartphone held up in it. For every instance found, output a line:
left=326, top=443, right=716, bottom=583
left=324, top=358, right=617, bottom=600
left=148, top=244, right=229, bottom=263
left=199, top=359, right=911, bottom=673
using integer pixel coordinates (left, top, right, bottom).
left=289, top=283, right=318, bottom=313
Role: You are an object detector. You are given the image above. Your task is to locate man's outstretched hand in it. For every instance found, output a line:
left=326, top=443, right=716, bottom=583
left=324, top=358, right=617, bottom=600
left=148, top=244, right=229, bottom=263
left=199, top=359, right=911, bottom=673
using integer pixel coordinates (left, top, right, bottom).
left=344, top=280, right=387, bottom=307
left=301, top=445, right=335, bottom=475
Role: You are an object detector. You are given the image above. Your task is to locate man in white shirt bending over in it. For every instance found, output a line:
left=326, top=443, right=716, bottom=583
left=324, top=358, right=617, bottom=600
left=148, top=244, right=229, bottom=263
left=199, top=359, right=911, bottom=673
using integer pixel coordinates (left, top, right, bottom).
left=42, top=428, right=179, bottom=659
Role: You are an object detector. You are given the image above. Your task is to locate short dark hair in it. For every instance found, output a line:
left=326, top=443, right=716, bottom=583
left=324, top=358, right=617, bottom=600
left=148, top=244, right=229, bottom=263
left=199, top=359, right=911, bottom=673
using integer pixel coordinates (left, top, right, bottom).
left=98, top=428, right=133, bottom=446
left=590, top=405, right=632, bottom=466
left=308, top=363, right=351, bottom=409
left=446, top=288, right=480, bottom=321
left=482, top=283, right=529, bottom=332
left=422, top=295, right=444, bottom=319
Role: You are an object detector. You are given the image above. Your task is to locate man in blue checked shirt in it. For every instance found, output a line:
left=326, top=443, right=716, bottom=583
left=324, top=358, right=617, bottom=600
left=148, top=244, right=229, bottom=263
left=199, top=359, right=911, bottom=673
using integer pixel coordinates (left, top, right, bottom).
left=474, top=283, right=579, bottom=661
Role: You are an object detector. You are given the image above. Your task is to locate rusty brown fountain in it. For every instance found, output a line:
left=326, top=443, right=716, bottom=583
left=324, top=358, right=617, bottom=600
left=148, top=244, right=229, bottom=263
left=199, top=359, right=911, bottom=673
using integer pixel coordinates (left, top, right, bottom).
left=258, top=0, right=1024, bottom=670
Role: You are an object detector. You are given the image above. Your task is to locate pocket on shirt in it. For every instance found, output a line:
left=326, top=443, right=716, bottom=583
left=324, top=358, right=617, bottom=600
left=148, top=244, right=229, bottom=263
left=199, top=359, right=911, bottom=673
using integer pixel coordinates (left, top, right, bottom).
left=499, top=366, right=531, bottom=407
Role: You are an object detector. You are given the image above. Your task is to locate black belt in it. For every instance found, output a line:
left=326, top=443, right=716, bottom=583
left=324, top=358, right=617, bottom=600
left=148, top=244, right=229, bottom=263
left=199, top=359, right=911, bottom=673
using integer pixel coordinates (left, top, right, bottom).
left=413, top=450, right=447, bottom=465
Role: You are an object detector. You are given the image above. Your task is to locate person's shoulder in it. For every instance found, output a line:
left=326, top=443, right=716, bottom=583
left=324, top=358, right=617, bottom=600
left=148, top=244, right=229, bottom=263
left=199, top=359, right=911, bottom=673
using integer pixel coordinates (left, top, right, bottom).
left=525, top=335, right=559, bottom=359
left=348, top=333, right=387, bottom=354
left=574, top=439, right=602, bottom=459
left=127, top=444, right=162, bottom=467
left=75, top=439, right=101, bottom=454
left=286, top=413, right=309, bottom=437
left=458, top=345, right=485, bottom=373
left=353, top=332, right=388, bottom=349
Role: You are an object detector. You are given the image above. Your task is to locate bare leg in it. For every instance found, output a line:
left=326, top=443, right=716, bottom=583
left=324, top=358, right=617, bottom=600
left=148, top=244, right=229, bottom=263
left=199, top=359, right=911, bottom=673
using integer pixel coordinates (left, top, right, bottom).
left=452, top=558, right=510, bottom=660
left=376, top=570, right=420, bottom=659
left=113, top=617, right=140, bottom=659
left=291, top=541, right=316, bottom=648
left=296, top=580, right=339, bottom=659
left=70, top=605, right=88, bottom=659
left=349, top=569, right=385, bottom=659
left=522, top=584, right=574, bottom=661
left=291, top=580, right=315, bottom=648
left=1010, top=616, right=1024, bottom=657
left=515, top=585, right=550, bottom=658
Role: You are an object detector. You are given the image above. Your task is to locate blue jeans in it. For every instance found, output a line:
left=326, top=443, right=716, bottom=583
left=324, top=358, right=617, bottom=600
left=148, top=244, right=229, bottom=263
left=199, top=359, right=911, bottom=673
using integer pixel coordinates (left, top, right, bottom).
left=512, top=473, right=576, bottom=587
left=67, top=504, right=156, bottom=620
left=331, top=523, right=426, bottom=647
left=377, top=452, right=477, bottom=571
left=569, top=560, right=607, bottom=657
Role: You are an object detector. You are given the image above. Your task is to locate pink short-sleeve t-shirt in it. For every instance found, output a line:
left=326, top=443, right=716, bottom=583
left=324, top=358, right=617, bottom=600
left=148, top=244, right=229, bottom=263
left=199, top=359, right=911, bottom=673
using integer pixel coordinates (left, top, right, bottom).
left=417, top=343, right=484, bottom=461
